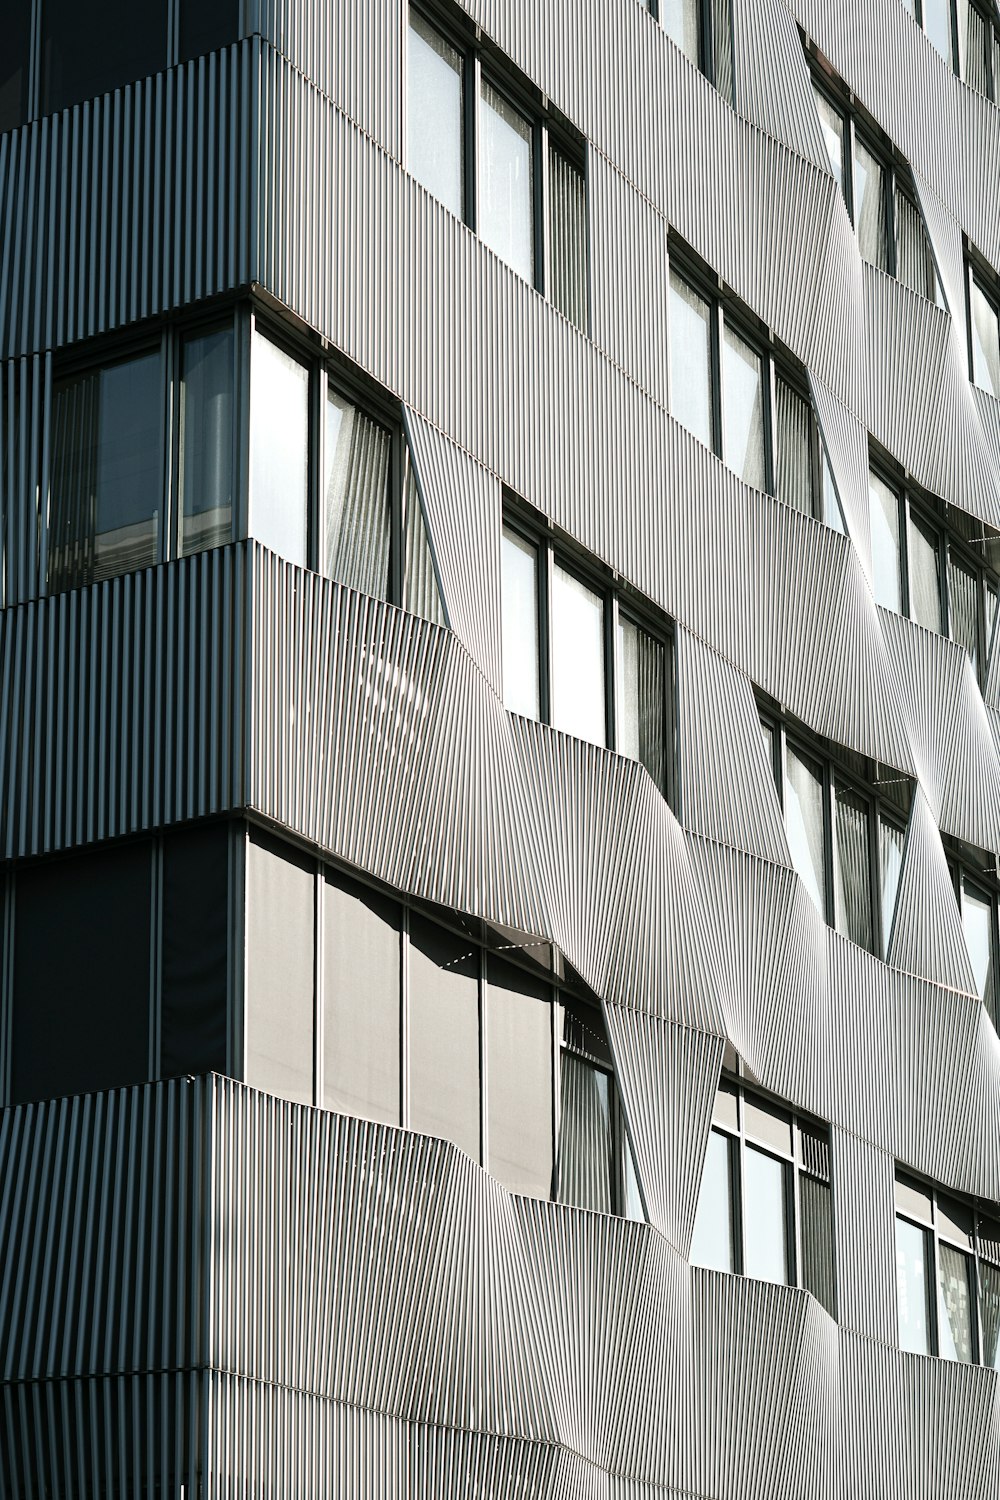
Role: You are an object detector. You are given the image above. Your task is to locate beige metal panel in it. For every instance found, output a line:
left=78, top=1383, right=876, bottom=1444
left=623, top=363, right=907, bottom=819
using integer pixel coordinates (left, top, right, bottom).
left=405, top=407, right=504, bottom=694
left=675, top=628, right=790, bottom=864
left=829, top=1129, right=898, bottom=1344
left=603, top=1008, right=724, bottom=1254
left=879, top=608, right=1000, bottom=852
left=886, top=788, right=978, bottom=995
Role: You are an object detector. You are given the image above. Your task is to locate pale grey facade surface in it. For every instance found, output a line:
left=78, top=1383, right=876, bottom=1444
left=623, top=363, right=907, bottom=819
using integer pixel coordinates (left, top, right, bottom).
left=3, top=0, right=1000, bottom=1493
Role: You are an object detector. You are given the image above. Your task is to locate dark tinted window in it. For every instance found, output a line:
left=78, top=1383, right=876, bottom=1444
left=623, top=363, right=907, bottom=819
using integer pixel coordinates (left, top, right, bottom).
left=161, top=824, right=230, bottom=1079
left=12, top=843, right=152, bottom=1104
left=40, top=0, right=168, bottom=115
left=0, top=1, right=31, bottom=133
left=179, top=0, right=240, bottom=64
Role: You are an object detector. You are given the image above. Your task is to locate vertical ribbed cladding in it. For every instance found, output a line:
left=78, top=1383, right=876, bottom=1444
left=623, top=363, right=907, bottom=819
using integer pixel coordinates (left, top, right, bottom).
left=0, top=352, right=50, bottom=609
left=0, top=1082, right=207, bottom=1395
left=730, top=0, right=830, bottom=167
left=863, top=265, right=1000, bottom=530
left=973, top=388, right=1000, bottom=514
left=0, top=45, right=257, bottom=363
left=886, top=787, right=978, bottom=994
left=602, top=1007, right=723, bottom=1254
left=0, top=545, right=247, bottom=860
left=830, top=1130, right=897, bottom=1344
left=682, top=1274, right=828, bottom=1500
left=675, top=629, right=790, bottom=863
left=911, top=169, right=968, bottom=325
left=207, top=1079, right=557, bottom=1443
left=879, top=608, right=1000, bottom=852
left=404, top=407, right=504, bottom=694
left=788, top=0, right=1000, bottom=267
left=685, top=837, right=833, bottom=1122
left=809, top=374, right=873, bottom=570
left=511, top=1196, right=690, bottom=1484
left=587, top=150, right=670, bottom=406
left=839, top=1332, right=1000, bottom=1500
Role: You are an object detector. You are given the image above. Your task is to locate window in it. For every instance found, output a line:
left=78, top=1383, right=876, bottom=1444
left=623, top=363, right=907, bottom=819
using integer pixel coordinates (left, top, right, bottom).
left=761, top=712, right=909, bottom=957
left=406, top=4, right=589, bottom=329
left=501, top=508, right=674, bottom=797
left=647, top=0, right=735, bottom=102
left=867, top=463, right=1000, bottom=685
left=0, top=0, right=31, bottom=133
left=311, top=861, right=641, bottom=1214
left=667, top=259, right=845, bottom=528
left=904, top=0, right=1000, bottom=101
left=691, top=1078, right=836, bottom=1316
left=811, top=69, right=940, bottom=300
left=947, top=847, right=1000, bottom=1028
left=969, top=262, right=1000, bottom=398
left=895, top=1171, right=1000, bottom=1365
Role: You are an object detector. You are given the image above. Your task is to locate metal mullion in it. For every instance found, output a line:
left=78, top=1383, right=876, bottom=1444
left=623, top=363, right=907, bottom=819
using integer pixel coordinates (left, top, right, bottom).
left=764, top=353, right=778, bottom=498
left=950, top=0, right=962, bottom=76
left=314, top=864, right=323, bottom=1109
left=845, top=116, right=857, bottom=228
left=466, top=53, right=480, bottom=232
left=898, top=489, right=911, bottom=619
left=549, top=989, right=560, bottom=1203
left=158, top=331, right=171, bottom=568
left=400, top=907, right=410, bottom=1128
left=787, top=1145, right=800, bottom=1288
left=27, top=0, right=41, bottom=121
left=823, top=761, right=836, bottom=930
left=868, top=796, right=883, bottom=959
left=312, top=367, right=329, bottom=579
left=478, top=947, right=487, bottom=1170
left=711, top=302, right=724, bottom=460
left=540, top=541, right=553, bottom=725
left=734, top=1097, right=746, bottom=1276
left=699, top=0, right=713, bottom=80
left=605, top=592, right=618, bottom=752
left=535, top=122, right=549, bottom=299
left=885, top=160, right=899, bottom=279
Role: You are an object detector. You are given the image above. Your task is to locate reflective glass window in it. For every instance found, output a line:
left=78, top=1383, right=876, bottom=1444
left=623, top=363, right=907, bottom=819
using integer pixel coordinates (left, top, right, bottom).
left=408, top=916, right=481, bottom=1161
left=661, top=0, right=701, bottom=62
left=179, top=326, right=234, bottom=556
left=617, top=616, right=668, bottom=794
left=486, top=958, right=553, bottom=1198
left=800, top=1175, right=836, bottom=1317
left=971, top=278, right=1000, bottom=397
left=784, top=745, right=827, bottom=916
left=548, top=142, right=588, bottom=331
left=558, top=1052, right=611, bottom=1213
left=49, top=350, right=162, bottom=593
left=323, top=875, right=401, bottom=1126
left=669, top=272, right=713, bottom=448
left=834, top=784, right=873, bottom=950
left=479, top=80, right=533, bottom=281
left=908, top=517, right=942, bottom=630
left=981, top=1261, right=1000, bottom=1369
left=0, top=0, right=31, bottom=132
left=814, top=89, right=847, bottom=204
left=501, top=526, right=540, bottom=719
left=324, top=391, right=391, bottom=599
left=924, top=0, right=956, bottom=64
left=869, top=473, right=902, bottom=611
left=249, top=331, right=309, bottom=568
left=407, top=9, right=464, bottom=217
left=897, top=1216, right=933, bottom=1354
left=551, top=563, right=605, bottom=745
left=937, top=1244, right=976, bottom=1362
left=821, top=448, right=846, bottom=532
left=743, top=1146, right=789, bottom=1284
left=722, top=325, right=766, bottom=489
left=691, top=1130, right=735, bottom=1273
left=41, top=0, right=168, bottom=115
left=948, top=554, right=980, bottom=670
left=879, top=817, right=906, bottom=958
left=179, top=0, right=240, bottom=63
left=245, top=834, right=315, bottom=1107
left=853, top=138, right=889, bottom=271
left=960, top=879, right=994, bottom=1010
left=774, top=379, right=813, bottom=516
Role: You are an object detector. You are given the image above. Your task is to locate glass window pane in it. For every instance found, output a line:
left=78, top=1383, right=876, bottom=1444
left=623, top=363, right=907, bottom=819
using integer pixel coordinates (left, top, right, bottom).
left=323, top=873, right=401, bottom=1126
left=869, top=473, right=902, bottom=611
left=617, top=616, right=668, bottom=794
left=501, top=526, right=540, bottom=718
left=800, top=1175, right=836, bottom=1317
left=407, top=9, right=464, bottom=218
left=245, top=834, right=315, bottom=1107
left=971, top=278, right=1000, bottom=397
left=408, top=915, right=481, bottom=1161
left=691, top=1130, right=735, bottom=1272
left=908, top=517, right=942, bottom=630
left=49, top=351, right=162, bottom=593
left=879, top=817, right=905, bottom=959
left=249, top=331, right=309, bottom=568
left=761, top=720, right=777, bottom=790
left=814, top=88, right=848, bottom=205
left=403, top=457, right=446, bottom=623
left=774, top=379, right=813, bottom=516
left=486, top=957, right=553, bottom=1198
left=923, top=0, right=956, bottom=65
left=961, top=879, right=995, bottom=1012
left=551, top=563, right=606, bottom=745
left=179, top=0, right=239, bottom=63
left=179, top=327, right=234, bottom=555
left=743, top=1146, right=790, bottom=1284
left=785, top=745, right=827, bottom=917
left=896, top=1216, right=933, bottom=1354
left=834, top=784, right=873, bottom=951
left=947, top=554, right=979, bottom=672
left=669, top=271, right=713, bottom=448
left=0, top=0, right=31, bottom=132
left=821, top=448, right=846, bottom=532
left=709, top=0, right=734, bottom=103
left=895, top=189, right=935, bottom=300
left=558, top=1051, right=611, bottom=1213
left=660, top=0, right=701, bottom=62
left=324, top=390, right=391, bottom=599
left=938, top=1244, right=976, bottom=1362
left=479, top=80, right=533, bottom=282
left=41, top=0, right=168, bottom=115
left=981, top=1261, right=1000, bottom=1370
left=548, top=143, right=588, bottom=331
left=721, top=325, right=766, bottom=489
left=853, top=138, right=889, bottom=271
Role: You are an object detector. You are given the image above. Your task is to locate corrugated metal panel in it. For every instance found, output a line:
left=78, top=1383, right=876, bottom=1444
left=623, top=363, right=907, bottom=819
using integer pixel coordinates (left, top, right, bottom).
left=886, top=787, right=978, bottom=995
left=829, top=1129, right=897, bottom=1344
left=0, top=44, right=258, bottom=362
left=809, top=372, right=873, bottom=573
left=730, top=0, right=831, bottom=168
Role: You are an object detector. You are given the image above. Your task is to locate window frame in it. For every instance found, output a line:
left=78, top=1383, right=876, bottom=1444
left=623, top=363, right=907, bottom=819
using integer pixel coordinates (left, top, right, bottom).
left=895, top=1168, right=1000, bottom=1365
left=966, top=256, right=1000, bottom=398
left=695, top=1075, right=837, bottom=1316
left=405, top=0, right=590, bottom=326
left=645, top=0, right=735, bottom=97
left=501, top=501, right=677, bottom=803
left=948, top=850, right=1000, bottom=1029
left=909, top=0, right=1000, bottom=99
left=760, top=707, right=909, bottom=957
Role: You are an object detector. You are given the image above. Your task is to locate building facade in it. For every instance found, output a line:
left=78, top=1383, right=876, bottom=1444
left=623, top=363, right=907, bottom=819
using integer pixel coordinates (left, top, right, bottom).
left=2, top=0, right=1000, bottom=1492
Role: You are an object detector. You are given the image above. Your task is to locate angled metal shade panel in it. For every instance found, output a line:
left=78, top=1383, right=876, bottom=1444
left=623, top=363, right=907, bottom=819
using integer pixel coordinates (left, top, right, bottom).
left=0, top=353, right=50, bottom=608
left=730, top=0, right=832, bottom=168
left=829, top=1130, right=898, bottom=1345
left=911, top=168, right=967, bottom=324
left=675, top=627, right=790, bottom=865
left=809, top=372, right=873, bottom=571
left=886, top=787, right=978, bottom=995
